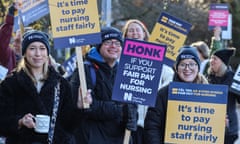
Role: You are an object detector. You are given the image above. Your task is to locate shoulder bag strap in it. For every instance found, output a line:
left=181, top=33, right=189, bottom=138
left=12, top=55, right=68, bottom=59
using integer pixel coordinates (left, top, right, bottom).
left=48, top=82, right=60, bottom=144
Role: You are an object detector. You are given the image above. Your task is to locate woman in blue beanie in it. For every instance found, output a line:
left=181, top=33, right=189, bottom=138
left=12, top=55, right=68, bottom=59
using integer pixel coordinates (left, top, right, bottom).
left=0, top=30, right=92, bottom=144
left=144, top=46, right=208, bottom=143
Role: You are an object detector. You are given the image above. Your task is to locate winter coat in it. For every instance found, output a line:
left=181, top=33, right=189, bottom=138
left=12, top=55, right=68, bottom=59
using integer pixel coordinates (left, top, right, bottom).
left=0, top=14, right=18, bottom=73
left=207, top=69, right=240, bottom=136
left=0, top=67, right=81, bottom=144
left=144, top=74, right=208, bottom=143
left=70, top=47, right=127, bottom=144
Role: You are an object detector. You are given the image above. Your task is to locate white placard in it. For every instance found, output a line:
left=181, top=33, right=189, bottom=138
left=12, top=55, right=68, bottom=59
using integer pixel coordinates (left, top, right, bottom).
left=230, top=64, right=240, bottom=95
left=233, top=64, right=240, bottom=82
left=0, top=65, right=8, bottom=80
left=222, top=14, right=232, bottom=40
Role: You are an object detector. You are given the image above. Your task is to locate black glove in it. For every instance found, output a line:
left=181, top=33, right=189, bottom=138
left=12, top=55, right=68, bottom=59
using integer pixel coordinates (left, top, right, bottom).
left=8, top=3, right=16, bottom=16
left=122, top=104, right=138, bottom=131
left=57, top=65, right=66, bottom=76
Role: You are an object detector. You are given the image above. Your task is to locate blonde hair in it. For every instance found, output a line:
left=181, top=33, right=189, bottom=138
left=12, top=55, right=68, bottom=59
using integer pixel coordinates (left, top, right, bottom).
left=122, top=19, right=150, bottom=41
left=194, top=73, right=209, bottom=84
left=16, top=57, right=49, bottom=84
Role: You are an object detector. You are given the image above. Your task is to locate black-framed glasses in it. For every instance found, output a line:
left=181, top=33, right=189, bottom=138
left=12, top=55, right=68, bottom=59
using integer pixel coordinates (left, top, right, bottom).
left=178, top=63, right=198, bottom=70
left=103, top=40, right=121, bottom=47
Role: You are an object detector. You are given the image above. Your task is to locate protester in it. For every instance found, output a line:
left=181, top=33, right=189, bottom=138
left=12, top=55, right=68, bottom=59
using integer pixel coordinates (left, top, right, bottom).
left=0, top=3, right=33, bottom=74
left=70, top=26, right=138, bottom=144
left=191, top=41, right=210, bottom=75
left=0, top=3, right=66, bottom=79
left=144, top=46, right=208, bottom=143
left=0, top=3, right=18, bottom=73
left=207, top=48, right=240, bottom=144
left=0, top=30, right=92, bottom=144
left=122, top=19, right=174, bottom=144
left=122, top=19, right=174, bottom=88
left=210, top=26, right=223, bottom=56
left=122, top=19, right=150, bottom=41
left=122, top=19, right=150, bottom=144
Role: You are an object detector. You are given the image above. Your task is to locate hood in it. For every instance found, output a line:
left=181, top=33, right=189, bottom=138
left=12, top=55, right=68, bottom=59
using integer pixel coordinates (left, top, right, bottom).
left=86, top=47, right=105, bottom=63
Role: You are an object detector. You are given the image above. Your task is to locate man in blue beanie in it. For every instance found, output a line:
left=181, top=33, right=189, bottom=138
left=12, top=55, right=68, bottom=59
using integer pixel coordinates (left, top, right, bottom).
left=70, top=26, right=137, bottom=144
left=96, top=26, right=123, bottom=51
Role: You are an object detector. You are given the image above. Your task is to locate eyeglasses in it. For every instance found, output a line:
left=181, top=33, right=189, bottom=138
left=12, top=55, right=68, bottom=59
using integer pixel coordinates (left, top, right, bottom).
left=178, top=63, right=198, bottom=70
left=103, top=40, right=121, bottom=47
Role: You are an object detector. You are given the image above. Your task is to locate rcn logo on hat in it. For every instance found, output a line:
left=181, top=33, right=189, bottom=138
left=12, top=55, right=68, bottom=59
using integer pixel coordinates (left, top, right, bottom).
left=103, top=33, right=119, bottom=39
left=180, top=54, right=195, bottom=59
left=28, top=34, right=45, bottom=40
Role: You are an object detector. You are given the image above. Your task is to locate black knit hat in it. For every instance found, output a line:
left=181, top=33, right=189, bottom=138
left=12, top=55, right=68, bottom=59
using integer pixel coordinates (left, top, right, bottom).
left=22, top=30, right=50, bottom=55
left=176, top=46, right=201, bottom=70
left=213, top=48, right=235, bottom=66
left=97, top=27, right=123, bottom=50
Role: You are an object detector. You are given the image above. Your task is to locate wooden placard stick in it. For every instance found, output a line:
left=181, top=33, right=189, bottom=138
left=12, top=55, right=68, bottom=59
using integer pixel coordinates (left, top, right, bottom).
left=75, top=47, right=89, bottom=109
left=123, top=129, right=131, bottom=144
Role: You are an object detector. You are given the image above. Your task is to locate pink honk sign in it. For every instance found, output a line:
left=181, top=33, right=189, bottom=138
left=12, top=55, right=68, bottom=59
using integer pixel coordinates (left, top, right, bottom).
left=123, top=40, right=165, bottom=61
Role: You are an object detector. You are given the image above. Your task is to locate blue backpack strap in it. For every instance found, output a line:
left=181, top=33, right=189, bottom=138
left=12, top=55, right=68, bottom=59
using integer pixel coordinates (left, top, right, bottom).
left=84, top=61, right=96, bottom=87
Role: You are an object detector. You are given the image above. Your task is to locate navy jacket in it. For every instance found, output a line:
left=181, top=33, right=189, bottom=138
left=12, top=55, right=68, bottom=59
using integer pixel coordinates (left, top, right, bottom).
left=70, top=48, right=126, bottom=144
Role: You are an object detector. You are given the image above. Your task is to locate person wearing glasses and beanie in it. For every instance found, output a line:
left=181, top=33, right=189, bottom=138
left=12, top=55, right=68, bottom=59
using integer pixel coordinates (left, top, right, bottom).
left=70, top=26, right=138, bottom=144
left=207, top=48, right=240, bottom=144
left=0, top=30, right=92, bottom=144
left=144, top=46, right=208, bottom=143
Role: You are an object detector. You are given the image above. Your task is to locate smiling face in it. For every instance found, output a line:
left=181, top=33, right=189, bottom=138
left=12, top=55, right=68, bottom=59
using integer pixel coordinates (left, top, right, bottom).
left=99, top=39, right=122, bottom=67
left=176, top=59, right=199, bottom=82
left=24, top=42, right=48, bottom=71
left=209, top=55, right=223, bottom=73
left=126, top=22, right=146, bottom=41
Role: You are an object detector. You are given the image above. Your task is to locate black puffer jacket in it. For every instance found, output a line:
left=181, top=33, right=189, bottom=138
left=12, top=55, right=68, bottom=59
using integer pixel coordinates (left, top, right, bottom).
left=208, top=69, right=240, bottom=136
left=0, top=67, right=81, bottom=144
left=70, top=48, right=130, bottom=144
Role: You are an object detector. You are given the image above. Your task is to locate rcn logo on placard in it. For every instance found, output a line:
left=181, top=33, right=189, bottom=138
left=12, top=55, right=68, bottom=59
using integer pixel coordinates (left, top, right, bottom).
left=69, top=37, right=85, bottom=45
left=69, top=37, right=76, bottom=44
left=124, top=92, right=132, bottom=101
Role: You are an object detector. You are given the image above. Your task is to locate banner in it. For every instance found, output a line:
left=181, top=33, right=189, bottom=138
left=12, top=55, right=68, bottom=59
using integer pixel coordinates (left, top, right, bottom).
left=62, top=53, right=77, bottom=78
left=222, top=14, right=232, bottom=40
left=230, top=64, right=240, bottom=95
left=149, top=12, right=192, bottom=67
left=14, top=0, right=49, bottom=31
left=208, top=3, right=229, bottom=30
left=0, top=65, right=8, bottom=81
left=49, top=0, right=101, bottom=49
left=112, top=39, right=166, bottom=106
left=165, top=82, right=228, bottom=144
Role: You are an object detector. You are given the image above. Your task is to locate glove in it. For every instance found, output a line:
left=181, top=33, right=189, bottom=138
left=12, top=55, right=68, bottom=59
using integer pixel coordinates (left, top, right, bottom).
left=8, top=3, right=16, bottom=16
left=57, top=65, right=66, bottom=76
left=122, top=104, right=138, bottom=131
